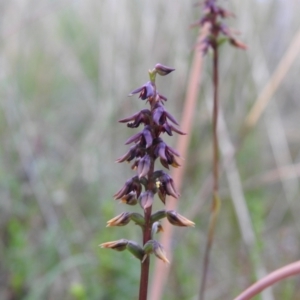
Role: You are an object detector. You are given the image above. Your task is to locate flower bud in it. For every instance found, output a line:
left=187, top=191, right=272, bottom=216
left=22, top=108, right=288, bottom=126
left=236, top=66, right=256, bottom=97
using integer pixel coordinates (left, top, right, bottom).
left=153, top=241, right=169, bottom=263
left=150, top=210, right=167, bottom=223
left=137, top=154, right=151, bottom=178
left=151, top=221, right=164, bottom=237
left=143, top=240, right=169, bottom=263
left=139, top=191, right=154, bottom=210
left=99, top=239, right=128, bottom=251
left=155, top=64, right=175, bottom=76
left=166, top=210, right=195, bottom=227
left=106, top=212, right=131, bottom=227
left=120, top=191, right=138, bottom=205
left=130, top=212, right=145, bottom=226
left=126, top=241, right=144, bottom=261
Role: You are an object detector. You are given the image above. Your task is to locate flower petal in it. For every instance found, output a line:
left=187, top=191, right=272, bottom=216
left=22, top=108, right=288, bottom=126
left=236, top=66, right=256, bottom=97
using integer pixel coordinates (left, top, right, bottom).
left=155, top=63, right=175, bottom=76
left=125, top=132, right=142, bottom=145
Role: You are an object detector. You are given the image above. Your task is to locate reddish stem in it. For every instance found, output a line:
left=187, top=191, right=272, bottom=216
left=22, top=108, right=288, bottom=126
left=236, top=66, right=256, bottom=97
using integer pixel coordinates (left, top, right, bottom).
left=138, top=103, right=156, bottom=300
left=138, top=206, right=152, bottom=300
left=234, top=261, right=300, bottom=300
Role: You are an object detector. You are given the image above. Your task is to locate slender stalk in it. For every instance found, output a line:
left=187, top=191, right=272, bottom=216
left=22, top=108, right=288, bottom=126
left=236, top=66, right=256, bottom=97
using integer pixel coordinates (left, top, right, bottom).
left=199, top=45, right=220, bottom=300
left=212, top=46, right=219, bottom=194
left=192, top=2, right=246, bottom=299
left=138, top=96, right=156, bottom=300
left=139, top=204, right=152, bottom=300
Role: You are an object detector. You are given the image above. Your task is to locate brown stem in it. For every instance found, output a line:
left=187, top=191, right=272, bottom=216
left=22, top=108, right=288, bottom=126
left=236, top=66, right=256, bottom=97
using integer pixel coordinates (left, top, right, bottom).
left=138, top=206, right=152, bottom=300
left=199, top=45, right=219, bottom=300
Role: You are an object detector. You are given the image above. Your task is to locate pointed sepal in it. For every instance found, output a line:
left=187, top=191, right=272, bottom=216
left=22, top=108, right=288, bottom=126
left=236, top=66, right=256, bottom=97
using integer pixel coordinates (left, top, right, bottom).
left=142, top=240, right=169, bottom=263
left=99, top=239, right=128, bottom=251
left=155, top=64, right=175, bottom=76
left=106, top=212, right=131, bottom=227
left=166, top=210, right=195, bottom=227
left=151, top=221, right=164, bottom=237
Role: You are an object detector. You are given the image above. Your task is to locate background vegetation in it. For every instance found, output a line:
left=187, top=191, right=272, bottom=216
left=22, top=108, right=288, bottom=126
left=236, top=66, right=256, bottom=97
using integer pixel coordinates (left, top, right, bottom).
left=1, top=0, right=300, bottom=299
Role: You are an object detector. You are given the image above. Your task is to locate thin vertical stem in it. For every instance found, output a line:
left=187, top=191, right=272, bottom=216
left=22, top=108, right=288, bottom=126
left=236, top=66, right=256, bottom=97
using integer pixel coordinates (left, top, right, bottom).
left=199, top=46, right=220, bottom=300
left=139, top=117, right=155, bottom=300
left=212, top=46, right=219, bottom=193
left=139, top=206, right=152, bottom=300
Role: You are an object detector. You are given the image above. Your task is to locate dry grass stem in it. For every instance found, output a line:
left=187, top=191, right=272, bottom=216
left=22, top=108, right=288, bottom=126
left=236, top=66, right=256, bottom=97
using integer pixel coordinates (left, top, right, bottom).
left=245, top=27, right=300, bottom=129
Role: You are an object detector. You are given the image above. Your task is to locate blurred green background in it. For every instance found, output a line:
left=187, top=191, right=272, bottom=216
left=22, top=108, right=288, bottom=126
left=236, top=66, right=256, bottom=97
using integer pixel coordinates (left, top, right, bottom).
left=1, top=0, right=300, bottom=299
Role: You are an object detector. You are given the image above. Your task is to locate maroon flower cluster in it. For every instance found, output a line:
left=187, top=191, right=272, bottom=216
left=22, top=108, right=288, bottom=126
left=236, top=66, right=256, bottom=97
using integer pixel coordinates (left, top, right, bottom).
left=193, top=0, right=247, bottom=54
left=100, top=64, right=194, bottom=265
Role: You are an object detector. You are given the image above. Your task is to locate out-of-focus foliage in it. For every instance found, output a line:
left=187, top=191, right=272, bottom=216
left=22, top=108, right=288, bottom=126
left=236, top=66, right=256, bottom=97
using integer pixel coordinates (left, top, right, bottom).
left=0, top=0, right=300, bottom=299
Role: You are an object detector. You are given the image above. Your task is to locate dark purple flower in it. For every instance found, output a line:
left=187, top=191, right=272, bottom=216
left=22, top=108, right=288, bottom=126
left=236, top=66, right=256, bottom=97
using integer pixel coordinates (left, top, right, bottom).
left=154, top=139, right=181, bottom=169
left=114, top=176, right=142, bottom=199
left=137, top=154, right=151, bottom=178
left=129, top=81, right=154, bottom=100
left=161, top=121, right=186, bottom=136
left=139, top=191, right=154, bottom=210
left=125, top=125, right=153, bottom=148
left=155, top=63, right=175, bottom=76
left=152, top=103, right=179, bottom=126
left=115, top=144, right=139, bottom=163
left=119, top=109, right=151, bottom=128
left=156, top=172, right=179, bottom=199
